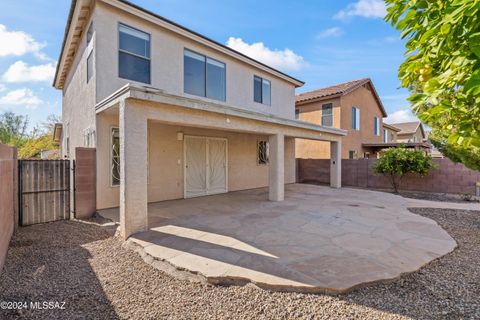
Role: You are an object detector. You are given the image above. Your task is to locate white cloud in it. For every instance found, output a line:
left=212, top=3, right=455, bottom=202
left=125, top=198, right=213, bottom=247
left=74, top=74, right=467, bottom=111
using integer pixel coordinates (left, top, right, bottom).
left=317, top=27, right=344, bottom=39
left=384, top=109, right=419, bottom=124
left=334, top=0, right=387, bottom=20
left=226, top=37, right=304, bottom=71
left=2, top=61, right=56, bottom=83
left=0, top=24, right=48, bottom=59
left=0, top=88, right=43, bottom=109
left=0, top=84, right=6, bottom=92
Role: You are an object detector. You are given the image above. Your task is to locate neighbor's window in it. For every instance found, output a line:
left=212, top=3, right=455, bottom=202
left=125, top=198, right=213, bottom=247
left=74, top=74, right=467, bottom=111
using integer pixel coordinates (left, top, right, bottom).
left=118, top=23, right=151, bottom=84
left=184, top=49, right=226, bottom=101
left=383, top=129, right=388, bottom=143
left=374, top=116, right=380, bottom=136
left=257, top=140, right=269, bottom=165
left=295, top=108, right=300, bottom=120
left=348, top=150, right=357, bottom=159
left=351, top=107, right=360, bottom=130
left=321, top=103, right=333, bottom=126
left=111, top=128, right=120, bottom=186
left=253, top=75, right=271, bottom=105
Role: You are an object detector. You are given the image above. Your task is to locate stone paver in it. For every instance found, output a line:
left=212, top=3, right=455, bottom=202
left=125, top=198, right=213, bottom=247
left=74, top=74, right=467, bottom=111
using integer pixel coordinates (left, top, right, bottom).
left=100, top=184, right=457, bottom=293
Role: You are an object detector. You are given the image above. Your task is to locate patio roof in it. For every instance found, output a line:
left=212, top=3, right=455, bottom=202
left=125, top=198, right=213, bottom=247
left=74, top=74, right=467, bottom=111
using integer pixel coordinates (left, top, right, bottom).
left=96, top=83, right=347, bottom=141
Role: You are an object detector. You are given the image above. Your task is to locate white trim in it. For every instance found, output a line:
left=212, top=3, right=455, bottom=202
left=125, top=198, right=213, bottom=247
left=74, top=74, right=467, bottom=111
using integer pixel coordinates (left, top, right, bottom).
left=183, top=135, right=228, bottom=198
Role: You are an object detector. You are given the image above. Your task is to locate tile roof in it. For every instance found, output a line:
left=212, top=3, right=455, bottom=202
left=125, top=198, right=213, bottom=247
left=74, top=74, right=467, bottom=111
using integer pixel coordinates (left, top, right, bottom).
left=296, top=78, right=387, bottom=117
left=390, top=121, right=421, bottom=135
left=295, top=78, right=370, bottom=103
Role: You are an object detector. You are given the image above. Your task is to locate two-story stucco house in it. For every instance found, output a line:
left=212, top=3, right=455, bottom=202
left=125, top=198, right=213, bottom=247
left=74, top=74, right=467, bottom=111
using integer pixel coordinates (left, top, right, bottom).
left=53, top=0, right=346, bottom=238
left=295, top=78, right=388, bottom=159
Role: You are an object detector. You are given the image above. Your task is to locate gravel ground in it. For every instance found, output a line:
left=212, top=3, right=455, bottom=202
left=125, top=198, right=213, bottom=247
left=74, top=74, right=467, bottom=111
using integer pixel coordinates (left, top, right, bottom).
left=0, top=208, right=479, bottom=320
left=399, top=192, right=479, bottom=203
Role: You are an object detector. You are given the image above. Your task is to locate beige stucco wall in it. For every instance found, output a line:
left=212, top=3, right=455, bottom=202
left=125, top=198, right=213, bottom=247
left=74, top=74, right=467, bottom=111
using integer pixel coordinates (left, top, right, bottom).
left=97, top=118, right=296, bottom=209
left=295, top=84, right=384, bottom=159
left=94, top=1, right=296, bottom=120
left=62, top=11, right=97, bottom=158
left=295, top=97, right=339, bottom=159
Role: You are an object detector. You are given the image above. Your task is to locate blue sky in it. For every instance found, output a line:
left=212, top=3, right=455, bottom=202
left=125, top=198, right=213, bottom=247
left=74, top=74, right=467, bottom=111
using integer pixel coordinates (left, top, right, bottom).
left=0, top=0, right=418, bottom=130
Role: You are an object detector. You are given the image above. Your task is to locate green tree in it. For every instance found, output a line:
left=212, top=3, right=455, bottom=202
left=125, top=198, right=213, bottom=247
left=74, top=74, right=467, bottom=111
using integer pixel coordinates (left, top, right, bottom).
left=18, top=114, right=61, bottom=159
left=385, top=0, right=480, bottom=170
left=429, top=129, right=480, bottom=170
left=373, top=147, right=436, bottom=193
left=0, top=111, right=29, bottom=147
left=18, top=134, right=59, bottom=159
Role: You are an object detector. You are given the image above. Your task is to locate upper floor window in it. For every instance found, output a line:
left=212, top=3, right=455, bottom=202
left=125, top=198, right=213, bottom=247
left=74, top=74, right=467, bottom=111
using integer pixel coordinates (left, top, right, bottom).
left=383, top=129, right=388, bottom=142
left=86, top=22, right=94, bottom=46
left=352, top=107, right=360, bottom=130
left=321, top=103, right=333, bottom=126
left=295, top=108, right=300, bottom=120
left=86, top=22, right=94, bottom=83
left=118, top=24, right=151, bottom=84
left=374, top=116, right=380, bottom=136
left=254, top=76, right=271, bottom=105
left=184, top=49, right=226, bottom=101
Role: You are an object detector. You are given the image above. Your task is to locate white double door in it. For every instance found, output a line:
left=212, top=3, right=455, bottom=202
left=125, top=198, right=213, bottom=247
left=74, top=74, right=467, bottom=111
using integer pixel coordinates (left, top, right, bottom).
left=184, top=136, right=228, bottom=198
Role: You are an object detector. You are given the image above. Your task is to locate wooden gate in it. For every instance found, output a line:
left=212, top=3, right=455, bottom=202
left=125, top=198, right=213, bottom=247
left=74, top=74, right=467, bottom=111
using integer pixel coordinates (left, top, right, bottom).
left=18, top=160, right=71, bottom=226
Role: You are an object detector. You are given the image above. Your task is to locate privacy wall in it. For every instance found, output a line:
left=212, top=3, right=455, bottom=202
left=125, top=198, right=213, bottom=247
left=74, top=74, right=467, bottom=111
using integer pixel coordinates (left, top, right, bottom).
left=298, top=158, right=480, bottom=195
left=0, top=144, right=17, bottom=272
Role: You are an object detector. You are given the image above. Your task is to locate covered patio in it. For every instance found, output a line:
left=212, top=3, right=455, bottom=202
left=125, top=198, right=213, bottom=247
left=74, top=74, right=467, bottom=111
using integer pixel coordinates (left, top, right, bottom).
left=99, top=184, right=456, bottom=293
left=96, top=84, right=346, bottom=239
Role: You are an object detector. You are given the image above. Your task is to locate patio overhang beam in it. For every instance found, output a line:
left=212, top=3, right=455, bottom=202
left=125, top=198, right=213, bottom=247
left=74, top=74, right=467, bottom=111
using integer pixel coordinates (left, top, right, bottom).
left=96, top=84, right=347, bottom=142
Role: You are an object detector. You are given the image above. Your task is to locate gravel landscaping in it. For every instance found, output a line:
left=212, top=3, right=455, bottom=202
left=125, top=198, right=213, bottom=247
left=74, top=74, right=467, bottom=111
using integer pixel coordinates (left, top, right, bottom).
left=0, top=208, right=479, bottom=320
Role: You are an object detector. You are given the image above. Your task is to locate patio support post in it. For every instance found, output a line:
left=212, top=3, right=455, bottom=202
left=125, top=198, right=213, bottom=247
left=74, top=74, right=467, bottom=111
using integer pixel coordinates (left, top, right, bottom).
left=330, top=140, right=342, bottom=188
left=269, top=133, right=284, bottom=201
left=119, top=99, right=148, bottom=239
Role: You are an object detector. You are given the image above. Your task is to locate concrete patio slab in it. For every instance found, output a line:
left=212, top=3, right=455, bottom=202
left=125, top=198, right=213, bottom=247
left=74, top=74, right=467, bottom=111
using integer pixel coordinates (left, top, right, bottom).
left=100, top=184, right=457, bottom=293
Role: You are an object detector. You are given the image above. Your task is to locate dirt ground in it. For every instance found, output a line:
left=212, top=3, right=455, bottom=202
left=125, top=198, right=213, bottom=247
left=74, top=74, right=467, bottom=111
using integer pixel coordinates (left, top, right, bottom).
left=0, top=208, right=479, bottom=320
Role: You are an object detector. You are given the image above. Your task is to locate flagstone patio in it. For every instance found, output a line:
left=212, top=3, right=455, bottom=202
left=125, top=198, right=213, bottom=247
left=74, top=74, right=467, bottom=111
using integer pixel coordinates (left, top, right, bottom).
left=99, top=184, right=457, bottom=293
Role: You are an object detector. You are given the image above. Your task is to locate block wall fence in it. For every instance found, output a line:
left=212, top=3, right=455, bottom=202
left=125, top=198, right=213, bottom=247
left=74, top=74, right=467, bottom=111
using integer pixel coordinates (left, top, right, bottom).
left=298, top=158, right=480, bottom=195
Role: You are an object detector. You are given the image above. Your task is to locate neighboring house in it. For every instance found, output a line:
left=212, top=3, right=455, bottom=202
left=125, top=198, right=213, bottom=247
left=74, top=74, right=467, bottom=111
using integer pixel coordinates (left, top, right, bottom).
left=382, top=123, right=400, bottom=143
left=295, top=78, right=388, bottom=159
left=392, top=121, right=426, bottom=143
left=53, top=0, right=346, bottom=238
left=364, top=121, right=431, bottom=154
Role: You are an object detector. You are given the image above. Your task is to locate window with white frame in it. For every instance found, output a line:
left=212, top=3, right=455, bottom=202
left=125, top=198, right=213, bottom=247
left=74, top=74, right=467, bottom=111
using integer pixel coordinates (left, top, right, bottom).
left=111, top=128, right=120, bottom=186
left=374, top=116, right=380, bottom=136
left=321, top=103, right=333, bottom=126
left=83, top=128, right=96, bottom=147
left=257, top=140, right=269, bottom=165
left=118, top=23, right=151, bottom=84
left=184, top=49, right=226, bottom=101
left=348, top=150, right=357, bottom=159
left=383, top=129, right=388, bottom=143
left=86, top=22, right=94, bottom=83
left=351, top=107, right=360, bottom=130
left=253, top=75, right=271, bottom=105
left=64, top=122, right=70, bottom=158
